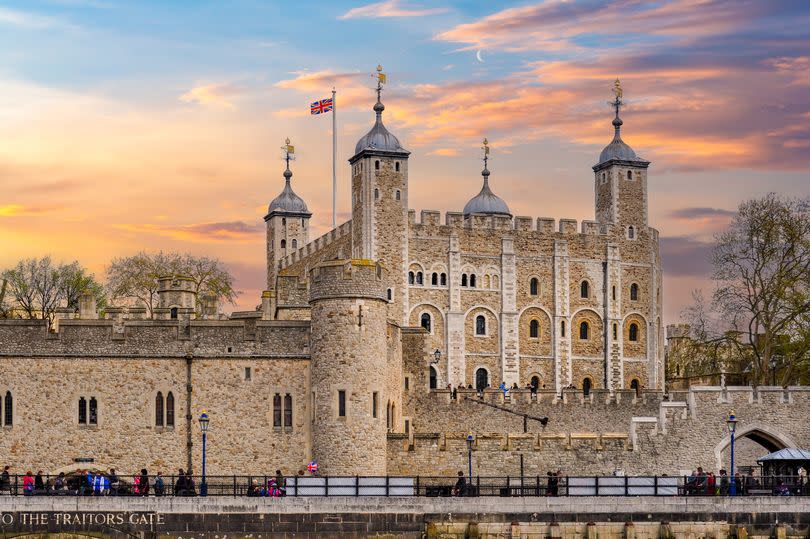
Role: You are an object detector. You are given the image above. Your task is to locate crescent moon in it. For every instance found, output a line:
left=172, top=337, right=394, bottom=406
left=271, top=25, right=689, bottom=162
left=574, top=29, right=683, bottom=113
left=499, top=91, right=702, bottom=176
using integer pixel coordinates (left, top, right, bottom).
left=476, top=50, right=484, bottom=63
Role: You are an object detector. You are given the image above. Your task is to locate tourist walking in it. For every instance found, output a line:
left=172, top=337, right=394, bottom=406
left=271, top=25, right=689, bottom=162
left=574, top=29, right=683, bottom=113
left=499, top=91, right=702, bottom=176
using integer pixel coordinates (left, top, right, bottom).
left=154, top=472, right=165, bottom=496
left=275, top=470, right=286, bottom=497
left=109, top=468, right=119, bottom=495
left=139, top=469, right=150, bottom=496
left=34, top=470, right=45, bottom=495
left=22, top=471, right=34, bottom=496
left=0, top=466, right=10, bottom=493
left=453, top=471, right=466, bottom=497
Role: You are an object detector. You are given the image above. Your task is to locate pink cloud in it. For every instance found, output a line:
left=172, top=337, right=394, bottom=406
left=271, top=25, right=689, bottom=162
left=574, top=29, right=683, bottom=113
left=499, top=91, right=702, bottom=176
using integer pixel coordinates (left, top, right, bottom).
left=339, top=1, right=449, bottom=20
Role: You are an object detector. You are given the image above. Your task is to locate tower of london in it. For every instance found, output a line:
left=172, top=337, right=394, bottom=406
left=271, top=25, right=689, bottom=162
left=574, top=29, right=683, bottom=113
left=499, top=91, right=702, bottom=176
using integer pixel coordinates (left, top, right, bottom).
left=1, top=78, right=807, bottom=480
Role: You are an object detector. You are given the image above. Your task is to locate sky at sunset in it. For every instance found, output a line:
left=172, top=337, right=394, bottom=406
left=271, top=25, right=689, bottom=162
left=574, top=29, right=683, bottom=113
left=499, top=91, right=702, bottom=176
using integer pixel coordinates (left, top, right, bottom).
left=1, top=0, right=809, bottom=323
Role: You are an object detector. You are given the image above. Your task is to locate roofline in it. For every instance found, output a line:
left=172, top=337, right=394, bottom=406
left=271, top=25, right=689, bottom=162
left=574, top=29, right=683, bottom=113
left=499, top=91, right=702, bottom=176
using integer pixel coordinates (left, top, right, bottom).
left=264, top=210, right=313, bottom=222
left=349, top=148, right=411, bottom=164
left=592, top=158, right=651, bottom=172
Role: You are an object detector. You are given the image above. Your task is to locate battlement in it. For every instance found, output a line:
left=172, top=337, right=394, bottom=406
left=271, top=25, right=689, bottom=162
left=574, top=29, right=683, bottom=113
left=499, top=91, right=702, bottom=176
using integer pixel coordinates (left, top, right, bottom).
left=278, top=221, right=352, bottom=270
left=408, top=209, right=615, bottom=237
left=0, top=318, right=311, bottom=358
left=309, top=259, right=388, bottom=302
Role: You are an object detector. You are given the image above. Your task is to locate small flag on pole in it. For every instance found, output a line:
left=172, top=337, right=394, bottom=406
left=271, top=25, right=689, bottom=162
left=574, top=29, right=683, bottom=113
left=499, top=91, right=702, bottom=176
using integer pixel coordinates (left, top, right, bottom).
left=307, top=460, right=319, bottom=474
left=310, top=98, right=333, bottom=115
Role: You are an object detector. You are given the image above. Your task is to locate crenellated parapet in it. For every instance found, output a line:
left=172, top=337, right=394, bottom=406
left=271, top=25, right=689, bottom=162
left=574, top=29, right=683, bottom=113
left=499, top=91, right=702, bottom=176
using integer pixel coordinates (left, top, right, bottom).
left=278, top=221, right=352, bottom=271
left=408, top=209, right=621, bottom=238
left=0, top=318, right=311, bottom=358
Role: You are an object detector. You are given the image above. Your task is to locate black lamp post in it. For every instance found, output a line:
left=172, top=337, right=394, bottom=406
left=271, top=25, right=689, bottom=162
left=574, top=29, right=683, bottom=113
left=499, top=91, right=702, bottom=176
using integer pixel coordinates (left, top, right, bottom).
left=199, top=411, right=210, bottom=497
left=726, top=411, right=737, bottom=496
left=432, top=349, right=441, bottom=364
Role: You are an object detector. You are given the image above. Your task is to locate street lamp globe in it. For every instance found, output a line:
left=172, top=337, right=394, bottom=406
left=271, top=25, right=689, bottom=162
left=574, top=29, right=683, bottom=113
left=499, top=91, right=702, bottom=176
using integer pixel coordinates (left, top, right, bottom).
left=726, top=411, right=737, bottom=434
left=199, top=410, right=210, bottom=432
left=433, top=349, right=441, bottom=364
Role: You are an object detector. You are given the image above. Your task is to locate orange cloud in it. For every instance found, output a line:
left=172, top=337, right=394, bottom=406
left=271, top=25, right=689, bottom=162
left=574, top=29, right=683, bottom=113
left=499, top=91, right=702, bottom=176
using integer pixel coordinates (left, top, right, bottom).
left=180, top=83, right=243, bottom=109
left=0, top=204, right=56, bottom=217
left=339, top=1, right=449, bottom=20
left=114, top=221, right=263, bottom=242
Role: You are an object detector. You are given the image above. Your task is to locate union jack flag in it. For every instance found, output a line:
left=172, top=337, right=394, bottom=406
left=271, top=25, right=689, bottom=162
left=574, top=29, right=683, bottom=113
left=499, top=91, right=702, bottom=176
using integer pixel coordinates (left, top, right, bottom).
left=310, top=98, right=333, bottom=115
left=307, top=460, right=319, bottom=473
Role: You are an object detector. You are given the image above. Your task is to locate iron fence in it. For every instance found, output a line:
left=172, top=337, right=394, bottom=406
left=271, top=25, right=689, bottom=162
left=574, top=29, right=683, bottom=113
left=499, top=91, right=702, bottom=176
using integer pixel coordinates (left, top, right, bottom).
left=0, top=474, right=807, bottom=497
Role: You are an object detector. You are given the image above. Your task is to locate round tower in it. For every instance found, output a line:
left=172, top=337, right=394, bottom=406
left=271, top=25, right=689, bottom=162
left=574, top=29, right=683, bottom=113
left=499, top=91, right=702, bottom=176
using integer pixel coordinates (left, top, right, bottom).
left=309, top=259, right=389, bottom=476
left=156, top=275, right=196, bottom=320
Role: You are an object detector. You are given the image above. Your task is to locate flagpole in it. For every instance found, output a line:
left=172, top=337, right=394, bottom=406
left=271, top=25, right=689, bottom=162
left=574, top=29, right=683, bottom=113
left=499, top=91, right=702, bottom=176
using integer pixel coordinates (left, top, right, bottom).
left=331, top=87, right=337, bottom=230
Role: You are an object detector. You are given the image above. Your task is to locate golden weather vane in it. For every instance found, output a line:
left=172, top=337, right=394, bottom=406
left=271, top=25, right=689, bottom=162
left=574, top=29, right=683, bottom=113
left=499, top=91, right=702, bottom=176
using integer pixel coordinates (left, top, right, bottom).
left=613, top=77, right=623, bottom=99
left=482, top=138, right=490, bottom=169
left=282, top=138, right=295, bottom=169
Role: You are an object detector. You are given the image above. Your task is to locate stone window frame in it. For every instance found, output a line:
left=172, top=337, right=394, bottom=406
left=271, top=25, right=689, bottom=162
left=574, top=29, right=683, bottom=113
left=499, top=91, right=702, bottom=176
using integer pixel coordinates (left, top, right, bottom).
left=77, top=395, right=99, bottom=428
left=529, top=276, right=540, bottom=296
left=578, top=320, right=590, bottom=340
left=0, top=389, right=13, bottom=428
left=582, top=377, right=593, bottom=396
left=473, top=366, right=491, bottom=390
left=408, top=262, right=426, bottom=288
left=474, top=314, right=488, bottom=337
left=528, top=374, right=542, bottom=390
left=336, top=389, right=347, bottom=420
left=529, top=318, right=541, bottom=340
left=429, top=366, right=438, bottom=390
left=626, top=226, right=636, bottom=240
left=386, top=288, right=393, bottom=302
left=630, top=282, right=639, bottom=301
left=481, top=267, right=500, bottom=290
left=420, top=311, right=433, bottom=334
left=628, top=322, right=639, bottom=342
left=153, top=389, right=177, bottom=431
left=579, top=280, right=591, bottom=299
left=395, top=161, right=401, bottom=172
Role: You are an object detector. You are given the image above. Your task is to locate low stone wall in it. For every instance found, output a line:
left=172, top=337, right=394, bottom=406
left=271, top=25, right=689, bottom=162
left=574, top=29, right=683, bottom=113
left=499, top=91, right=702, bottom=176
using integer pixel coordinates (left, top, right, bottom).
left=0, top=496, right=807, bottom=538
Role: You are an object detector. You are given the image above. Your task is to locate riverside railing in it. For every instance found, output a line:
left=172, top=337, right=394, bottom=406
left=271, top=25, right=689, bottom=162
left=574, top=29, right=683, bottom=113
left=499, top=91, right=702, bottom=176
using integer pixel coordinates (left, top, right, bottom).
left=1, top=474, right=807, bottom=497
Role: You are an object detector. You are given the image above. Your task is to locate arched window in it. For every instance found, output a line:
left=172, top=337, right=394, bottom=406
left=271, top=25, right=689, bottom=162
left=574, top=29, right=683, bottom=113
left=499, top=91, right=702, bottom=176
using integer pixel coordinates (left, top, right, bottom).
left=483, top=275, right=490, bottom=288
left=582, top=378, right=592, bottom=396
left=387, top=288, right=393, bottom=301
left=475, top=368, right=489, bottom=391
left=375, top=160, right=380, bottom=170
left=408, top=271, right=415, bottom=285
left=461, top=274, right=468, bottom=287
left=416, top=272, right=423, bottom=285
left=475, top=315, right=486, bottom=336
left=420, top=312, right=431, bottom=333
left=628, top=226, right=635, bottom=239
left=395, top=190, right=401, bottom=200
left=291, top=239, right=297, bottom=249
left=89, top=397, right=98, bottom=425
left=78, top=397, right=87, bottom=424
left=170, top=307, right=178, bottom=319
left=629, top=323, right=639, bottom=342
left=280, top=239, right=286, bottom=248
left=630, top=379, right=640, bottom=396
left=630, top=283, right=639, bottom=301
left=429, top=366, right=437, bottom=390
left=155, top=392, right=164, bottom=427
left=561, top=320, right=566, bottom=337
left=284, top=394, right=293, bottom=428
left=627, top=170, right=632, bottom=180
left=613, top=323, right=618, bottom=340
left=273, top=393, right=282, bottom=428
left=470, top=274, right=476, bottom=288
left=395, top=162, right=400, bottom=172
left=530, top=376, right=540, bottom=390
left=580, top=281, right=589, bottom=298
left=166, top=392, right=175, bottom=427
left=374, top=188, right=379, bottom=200
left=529, top=319, right=540, bottom=338
left=431, top=272, right=438, bottom=286
left=3, top=391, right=11, bottom=426
left=579, top=321, right=589, bottom=340
left=493, top=275, right=499, bottom=288
left=530, top=278, right=539, bottom=296
left=440, top=273, right=447, bottom=286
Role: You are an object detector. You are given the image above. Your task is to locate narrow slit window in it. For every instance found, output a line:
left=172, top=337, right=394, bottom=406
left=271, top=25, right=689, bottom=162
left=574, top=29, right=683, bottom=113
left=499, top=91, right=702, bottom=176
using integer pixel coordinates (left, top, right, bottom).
left=78, top=397, right=87, bottom=425
left=372, top=392, right=378, bottom=418
left=530, top=278, right=539, bottom=296
left=88, top=397, right=98, bottom=425
left=475, top=315, right=486, bottom=336
left=284, top=394, right=293, bottom=428
left=3, top=391, right=11, bottom=426
left=273, top=393, right=282, bottom=427
left=529, top=319, right=539, bottom=338
left=338, top=390, right=346, bottom=417
left=155, top=392, right=164, bottom=427
left=166, top=392, right=175, bottom=427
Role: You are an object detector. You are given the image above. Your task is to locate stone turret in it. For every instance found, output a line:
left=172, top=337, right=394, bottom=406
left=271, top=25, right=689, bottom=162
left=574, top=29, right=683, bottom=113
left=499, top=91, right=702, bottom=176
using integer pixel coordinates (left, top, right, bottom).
left=155, top=276, right=196, bottom=320
left=308, top=259, right=389, bottom=476
left=78, top=291, right=97, bottom=320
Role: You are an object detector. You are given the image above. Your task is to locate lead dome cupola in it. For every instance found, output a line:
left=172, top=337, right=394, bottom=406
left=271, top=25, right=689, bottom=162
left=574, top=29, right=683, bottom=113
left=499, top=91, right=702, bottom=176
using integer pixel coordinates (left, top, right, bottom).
left=462, top=138, right=512, bottom=218
left=596, top=79, right=648, bottom=167
left=266, top=139, right=311, bottom=217
left=352, top=65, right=409, bottom=158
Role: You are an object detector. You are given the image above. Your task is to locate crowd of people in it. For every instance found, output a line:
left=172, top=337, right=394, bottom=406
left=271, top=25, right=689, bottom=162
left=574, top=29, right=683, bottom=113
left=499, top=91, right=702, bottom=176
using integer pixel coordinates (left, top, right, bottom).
left=0, top=465, right=202, bottom=496
left=685, top=466, right=808, bottom=496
